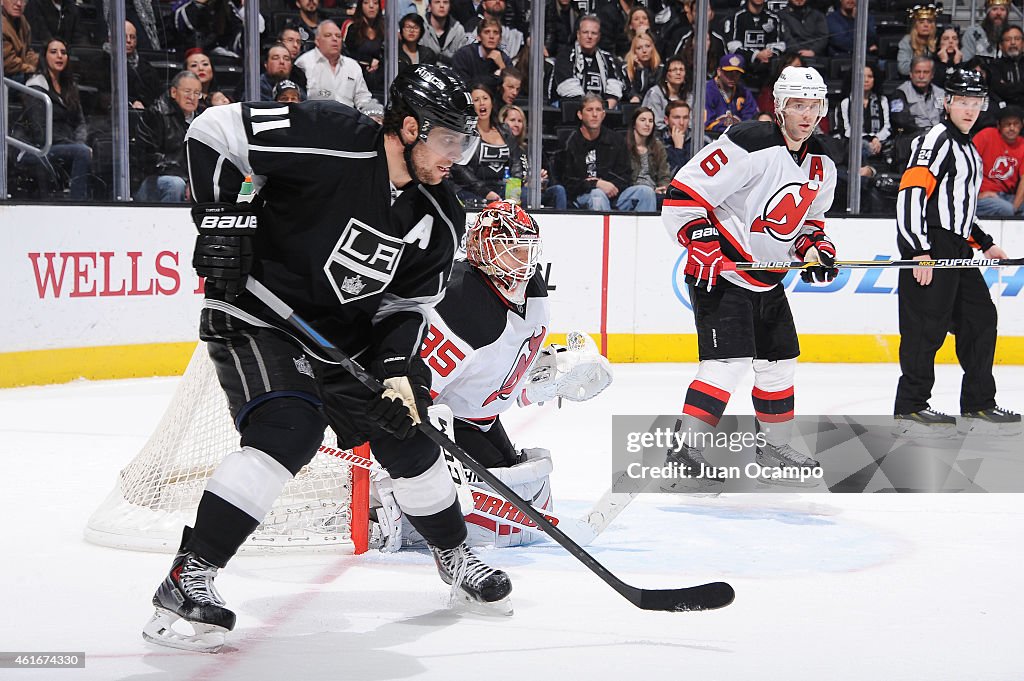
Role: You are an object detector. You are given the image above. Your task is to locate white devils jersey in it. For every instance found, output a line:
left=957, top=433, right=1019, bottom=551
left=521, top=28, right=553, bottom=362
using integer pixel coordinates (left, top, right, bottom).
left=662, top=121, right=837, bottom=291
left=420, top=261, right=550, bottom=422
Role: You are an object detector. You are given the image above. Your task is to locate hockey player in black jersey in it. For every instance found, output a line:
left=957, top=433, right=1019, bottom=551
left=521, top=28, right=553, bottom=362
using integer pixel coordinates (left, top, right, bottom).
left=893, top=67, right=1020, bottom=437
left=661, top=66, right=837, bottom=490
left=142, top=65, right=514, bottom=654
left=370, top=201, right=613, bottom=550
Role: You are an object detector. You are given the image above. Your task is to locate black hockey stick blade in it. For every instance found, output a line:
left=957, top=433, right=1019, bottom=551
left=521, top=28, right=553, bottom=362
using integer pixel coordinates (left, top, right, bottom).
left=244, top=277, right=735, bottom=613
left=633, top=582, right=736, bottom=612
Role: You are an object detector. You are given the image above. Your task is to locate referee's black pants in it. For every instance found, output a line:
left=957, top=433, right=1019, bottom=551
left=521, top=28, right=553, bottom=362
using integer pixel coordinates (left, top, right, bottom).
left=894, top=229, right=998, bottom=415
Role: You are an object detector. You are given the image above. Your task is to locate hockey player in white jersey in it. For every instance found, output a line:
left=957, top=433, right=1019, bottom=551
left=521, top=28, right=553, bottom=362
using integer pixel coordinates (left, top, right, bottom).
left=371, top=201, right=613, bottom=550
left=660, top=66, right=837, bottom=489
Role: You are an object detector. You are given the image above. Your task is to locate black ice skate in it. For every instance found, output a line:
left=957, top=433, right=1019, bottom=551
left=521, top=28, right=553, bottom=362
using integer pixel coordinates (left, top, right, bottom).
left=432, top=543, right=513, bottom=615
left=894, top=408, right=957, bottom=438
left=142, top=528, right=236, bottom=653
left=959, top=406, right=1022, bottom=436
left=755, top=442, right=822, bottom=487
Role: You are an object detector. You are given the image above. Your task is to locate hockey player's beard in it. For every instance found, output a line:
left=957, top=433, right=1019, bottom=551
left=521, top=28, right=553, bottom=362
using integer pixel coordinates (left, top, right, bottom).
left=408, top=143, right=450, bottom=186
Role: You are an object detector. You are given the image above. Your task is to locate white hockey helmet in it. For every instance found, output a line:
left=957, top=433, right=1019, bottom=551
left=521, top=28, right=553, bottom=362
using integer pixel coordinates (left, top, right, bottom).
left=773, top=66, right=829, bottom=119
left=465, top=200, right=543, bottom=303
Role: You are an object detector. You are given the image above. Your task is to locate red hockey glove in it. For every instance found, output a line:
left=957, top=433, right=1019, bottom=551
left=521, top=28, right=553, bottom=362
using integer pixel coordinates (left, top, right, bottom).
left=794, top=228, right=838, bottom=284
left=678, top=219, right=725, bottom=291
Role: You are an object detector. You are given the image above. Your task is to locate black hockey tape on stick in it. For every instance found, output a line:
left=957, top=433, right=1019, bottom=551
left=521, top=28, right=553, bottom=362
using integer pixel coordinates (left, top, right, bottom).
left=722, top=258, right=1024, bottom=272
left=244, top=277, right=734, bottom=613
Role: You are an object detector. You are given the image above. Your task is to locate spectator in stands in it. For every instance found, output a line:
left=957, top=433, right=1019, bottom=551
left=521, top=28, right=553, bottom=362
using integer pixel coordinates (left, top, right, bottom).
left=184, top=48, right=230, bottom=109
left=395, top=0, right=428, bottom=18
left=552, top=14, right=624, bottom=109
left=890, top=55, right=944, bottom=168
left=672, top=1, right=727, bottom=80
left=563, top=93, right=655, bottom=211
left=623, top=31, right=661, bottom=103
left=975, top=105, right=1024, bottom=216
left=278, top=25, right=304, bottom=60
left=756, top=51, right=802, bottom=116
left=704, top=53, right=758, bottom=138
left=932, top=25, right=964, bottom=87
left=292, top=0, right=328, bottom=54
left=272, top=78, right=303, bottom=102
left=2, top=0, right=39, bottom=82
left=987, top=25, right=1024, bottom=107
left=465, top=0, right=524, bottom=60
left=661, top=99, right=692, bottom=177
left=342, top=0, right=385, bottom=92
left=451, top=17, right=510, bottom=92
left=962, top=0, right=1010, bottom=63
left=625, top=6, right=653, bottom=46
left=642, top=54, right=689, bottom=130
left=779, top=0, right=827, bottom=58
left=497, top=66, right=522, bottom=105
left=18, top=37, right=92, bottom=199
left=397, top=12, right=438, bottom=66
left=135, top=70, right=200, bottom=203
left=260, top=43, right=303, bottom=101
left=626, top=106, right=669, bottom=204
left=24, top=0, right=85, bottom=46
left=897, top=3, right=939, bottom=77
left=596, top=0, right=633, bottom=57
left=660, top=0, right=721, bottom=66
left=723, top=0, right=785, bottom=91
left=827, top=0, right=877, bottom=58
left=451, top=83, right=523, bottom=205
left=834, top=64, right=891, bottom=178
left=498, top=103, right=568, bottom=208
left=121, top=19, right=162, bottom=109
left=175, top=0, right=261, bottom=59
left=420, top=0, right=466, bottom=64
left=450, top=0, right=481, bottom=26
left=545, top=0, right=585, bottom=61
left=295, top=20, right=383, bottom=116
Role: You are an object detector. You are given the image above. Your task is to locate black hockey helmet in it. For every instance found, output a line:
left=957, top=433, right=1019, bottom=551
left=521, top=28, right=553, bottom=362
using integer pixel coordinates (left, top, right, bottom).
left=944, top=67, right=988, bottom=98
left=387, top=64, right=479, bottom=163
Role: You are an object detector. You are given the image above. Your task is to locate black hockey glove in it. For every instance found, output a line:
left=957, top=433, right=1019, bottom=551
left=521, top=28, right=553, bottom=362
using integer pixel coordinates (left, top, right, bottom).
left=365, top=357, right=433, bottom=440
left=678, top=218, right=725, bottom=291
left=192, top=203, right=258, bottom=301
left=794, top=228, right=838, bottom=284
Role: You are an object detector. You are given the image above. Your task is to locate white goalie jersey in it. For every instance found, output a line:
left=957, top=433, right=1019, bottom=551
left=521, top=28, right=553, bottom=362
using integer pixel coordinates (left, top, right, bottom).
left=662, top=120, right=837, bottom=292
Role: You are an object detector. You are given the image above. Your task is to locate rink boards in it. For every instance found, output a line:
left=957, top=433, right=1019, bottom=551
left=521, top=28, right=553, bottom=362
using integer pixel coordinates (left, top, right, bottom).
left=0, top=204, right=1021, bottom=386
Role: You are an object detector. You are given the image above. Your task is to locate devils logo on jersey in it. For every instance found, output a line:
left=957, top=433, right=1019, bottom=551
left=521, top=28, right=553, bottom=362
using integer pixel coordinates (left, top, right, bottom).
left=751, top=181, right=819, bottom=241
left=482, top=327, right=546, bottom=407
left=989, top=155, right=1017, bottom=182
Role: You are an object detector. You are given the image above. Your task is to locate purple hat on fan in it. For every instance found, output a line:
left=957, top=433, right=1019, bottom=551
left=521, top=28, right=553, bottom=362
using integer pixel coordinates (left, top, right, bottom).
left=719, top=53, right=746, bottom=73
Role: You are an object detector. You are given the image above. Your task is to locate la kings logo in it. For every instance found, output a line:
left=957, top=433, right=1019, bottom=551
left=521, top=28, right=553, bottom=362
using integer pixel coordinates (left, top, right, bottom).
left=751, top=181, right=819, bottom=241
left=325, top=219, right=405, bottom=303
left=482, top=327, right=547, bottom=407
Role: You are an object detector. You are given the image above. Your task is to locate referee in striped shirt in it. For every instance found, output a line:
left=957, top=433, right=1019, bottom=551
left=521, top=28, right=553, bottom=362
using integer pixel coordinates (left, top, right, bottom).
left=894, top=67, right=1020, bottom=436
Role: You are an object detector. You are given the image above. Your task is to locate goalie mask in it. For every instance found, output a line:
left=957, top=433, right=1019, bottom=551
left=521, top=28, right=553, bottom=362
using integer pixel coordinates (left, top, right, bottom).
left=465, top=201, right=543, bottom=304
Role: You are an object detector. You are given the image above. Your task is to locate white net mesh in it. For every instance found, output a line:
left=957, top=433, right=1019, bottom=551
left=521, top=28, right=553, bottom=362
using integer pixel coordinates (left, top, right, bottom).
left=85, top=343, right=369, bottom=554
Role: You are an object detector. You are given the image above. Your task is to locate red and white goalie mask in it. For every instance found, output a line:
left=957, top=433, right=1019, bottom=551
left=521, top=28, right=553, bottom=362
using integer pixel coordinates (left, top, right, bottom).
left=465, top=201, right=543, bottom=304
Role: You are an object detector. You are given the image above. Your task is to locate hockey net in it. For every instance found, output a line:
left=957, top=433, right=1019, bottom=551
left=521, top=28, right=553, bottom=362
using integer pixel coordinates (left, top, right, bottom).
left=85, top=343, right=370, bottom=554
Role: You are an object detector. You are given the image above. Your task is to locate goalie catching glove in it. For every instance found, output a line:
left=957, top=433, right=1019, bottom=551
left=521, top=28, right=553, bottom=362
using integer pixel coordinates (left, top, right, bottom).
left=192, top=203, right=258, bottom=301
left=366, top=356, right=432, bottom=440
left=520, top=331, right=613, bottom=405
left=794, top=228, right=838, bottom=284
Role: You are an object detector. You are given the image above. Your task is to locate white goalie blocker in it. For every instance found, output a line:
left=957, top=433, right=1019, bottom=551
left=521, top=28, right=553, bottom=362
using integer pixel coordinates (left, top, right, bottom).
left=520, top=331, right=614, bottom=406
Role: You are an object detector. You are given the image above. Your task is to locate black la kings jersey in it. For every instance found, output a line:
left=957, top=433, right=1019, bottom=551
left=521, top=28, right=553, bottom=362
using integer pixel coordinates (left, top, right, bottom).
left=421, top=261, right=550, bottom=422
left=185, top=100, right=466, bottom=363
left=662, top=121, right=837, bottom=291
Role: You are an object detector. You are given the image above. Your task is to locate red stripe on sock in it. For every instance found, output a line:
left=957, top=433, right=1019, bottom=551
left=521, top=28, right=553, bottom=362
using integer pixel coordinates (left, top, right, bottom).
left=755, top=410, right=794, bottom=423
left=691, top=380, right=731, bottom=402
left=683, top=404, right=721, bottom=427
left=752, top=386, right=794, bottom=400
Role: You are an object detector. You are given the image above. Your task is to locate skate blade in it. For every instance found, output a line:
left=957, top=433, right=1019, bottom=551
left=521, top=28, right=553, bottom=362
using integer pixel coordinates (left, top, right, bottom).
left=892, top=422, right=957, bottom=439
left=142, top=608, right=228, bottom=654
left=451, top=591, right=514, bottom=617
left=957, top=420, right=1023, bottom=437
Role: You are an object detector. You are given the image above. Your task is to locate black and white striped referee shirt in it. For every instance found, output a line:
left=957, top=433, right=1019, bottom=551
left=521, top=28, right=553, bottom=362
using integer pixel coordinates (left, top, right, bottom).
left=896, top=119, right=994, bottom=256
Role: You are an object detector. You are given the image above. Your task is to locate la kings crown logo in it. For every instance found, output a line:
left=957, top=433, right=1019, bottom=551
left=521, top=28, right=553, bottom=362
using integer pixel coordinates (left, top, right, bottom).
left=751, top=181, right=819, bottom=241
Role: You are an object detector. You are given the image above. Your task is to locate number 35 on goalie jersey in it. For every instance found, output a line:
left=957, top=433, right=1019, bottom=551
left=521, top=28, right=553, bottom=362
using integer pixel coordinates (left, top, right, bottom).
left=662, top=121, right=837, bottom=291
left=420, top=262, right=550, bottom=421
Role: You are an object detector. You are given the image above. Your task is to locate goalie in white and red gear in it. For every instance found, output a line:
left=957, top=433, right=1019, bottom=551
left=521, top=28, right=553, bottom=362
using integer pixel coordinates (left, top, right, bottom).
left=369, top=201, right=612, bottom=549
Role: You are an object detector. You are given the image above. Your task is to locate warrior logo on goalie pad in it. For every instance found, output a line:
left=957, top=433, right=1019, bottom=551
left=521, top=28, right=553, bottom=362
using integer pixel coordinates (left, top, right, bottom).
left=482, top=327, right=546, bottom=407
left=324, top=219, right=405, bottom=304
left=751, top=182, right=819, bottom=242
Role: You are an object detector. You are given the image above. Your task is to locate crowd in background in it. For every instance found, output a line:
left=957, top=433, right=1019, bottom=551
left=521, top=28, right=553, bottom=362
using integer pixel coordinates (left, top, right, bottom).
left=3, top=0, right=1024, bottom=215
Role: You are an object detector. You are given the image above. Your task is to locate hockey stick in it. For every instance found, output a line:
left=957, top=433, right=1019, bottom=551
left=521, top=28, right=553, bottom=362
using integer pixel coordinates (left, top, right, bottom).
left=245, top=277, right=734, bottom=612
left=318, top=443, right=597, bottom=544
left=723, top=257, right=1024, bottom=272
